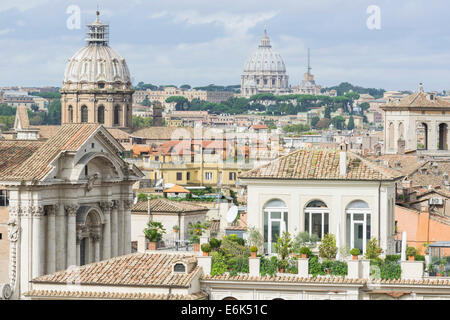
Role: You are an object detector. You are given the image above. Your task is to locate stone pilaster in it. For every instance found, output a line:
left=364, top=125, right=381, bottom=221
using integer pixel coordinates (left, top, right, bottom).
left=65, top=204, right=79, bottom=267
left=99, top=201, right=113, bottom=260
left=46, top=205, right=57, bottom=274
left=123, top=199, right=133, bottom=254
left=92, top=232, right=101, bottom=262
left=111, top=200, right=119, bottom=257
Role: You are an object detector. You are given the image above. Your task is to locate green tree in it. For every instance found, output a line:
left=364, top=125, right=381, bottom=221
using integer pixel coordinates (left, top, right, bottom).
left=318, top=233, right=338, bottom=259
left=165, top=96, right=189, bottom=111
left=347, top=115, right=355, bottom=130
left=331, top=116, right=346, bottom=130
left=47, top=99, right=61, bottom=125
left=274, top=232, right=293, bottom=270
left=141, top=96, right=151, bottom=106
left=311, top=116, right=320, bottom=128
left=180, top=84, right=191, bottom=90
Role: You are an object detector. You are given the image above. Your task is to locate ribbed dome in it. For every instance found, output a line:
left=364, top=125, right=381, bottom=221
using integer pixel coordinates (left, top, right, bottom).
left=63, top=45, right=131, bottom=84
left=243, top=30, right=286, bottom=73
left=63, top=12, right=131, bottom=85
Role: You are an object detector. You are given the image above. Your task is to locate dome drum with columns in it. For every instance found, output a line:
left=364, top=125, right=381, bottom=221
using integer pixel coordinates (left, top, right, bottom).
left=241, top=29, right=290, bottom=98
left=61, top=11, right=134, bottom=130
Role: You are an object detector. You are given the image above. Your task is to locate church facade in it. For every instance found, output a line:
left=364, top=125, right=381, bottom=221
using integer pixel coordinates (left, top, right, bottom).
left=0, top=123, right=143, bottom=299
left=60, top=12, right=134, bottom=130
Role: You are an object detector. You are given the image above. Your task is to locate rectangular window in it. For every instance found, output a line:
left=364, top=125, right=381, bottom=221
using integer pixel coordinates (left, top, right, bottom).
left=176, top=172, right=182, bottom=180
left=0, top=233, right=2, bottom=240
left=187, top=172, right=190, bottom=181
left=0, top=190, right=9, bottom=207
left=205, top=172, right=213, bottom=180
left=229, top=172, right=236, bottom=181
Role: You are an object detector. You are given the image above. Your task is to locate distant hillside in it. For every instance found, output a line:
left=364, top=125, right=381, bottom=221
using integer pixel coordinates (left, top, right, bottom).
left=322, top=82, right=385, bottom=99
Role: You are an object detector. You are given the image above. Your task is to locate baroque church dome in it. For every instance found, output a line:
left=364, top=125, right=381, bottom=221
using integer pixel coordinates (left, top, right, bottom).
left=243, top=29, right=286, bottom=73
left=240, top=29, right=289, bottom=98
left=63, top=12, right=131, bottom=87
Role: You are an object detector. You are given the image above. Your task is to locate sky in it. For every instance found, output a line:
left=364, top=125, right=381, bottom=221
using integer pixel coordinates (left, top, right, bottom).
left=0, top=0, right=450, bottom=92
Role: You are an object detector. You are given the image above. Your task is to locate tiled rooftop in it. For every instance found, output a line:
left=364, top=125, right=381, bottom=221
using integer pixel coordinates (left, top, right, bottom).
left=382, top=91, right=450, bottom=109
left=240, top=149, right=402, bottom=181
left=32, top=252, right=201, bottom=288
left=3, top=123, right=99, bottom=181
left=0, top=140, right=45, bottom=180
left=132, top=198, right=208, bottom=214
left=23, top=290, right=207, bottom=300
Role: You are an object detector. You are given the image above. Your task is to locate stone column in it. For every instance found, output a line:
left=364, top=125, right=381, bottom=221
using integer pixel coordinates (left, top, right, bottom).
left=46, top=205, right=57, bottom=274
left=123, top=199, right=133, bottom=254
left=118, top=201, right=124, bottom=255
left=55, top=204, right=66, bottom=271
left=111, top=200, right=119, bottom=257
left=31, top=205, right=45, bottom=278
left=65, top=204, right=79, bottom=267
left=99, top=201, right=112, bottom=260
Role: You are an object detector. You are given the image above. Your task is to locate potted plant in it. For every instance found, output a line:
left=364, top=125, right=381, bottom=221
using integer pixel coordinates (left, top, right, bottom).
left=299, top=247, right=312, bottom=259
left=143, top=221, right=166, bottom=250
left=274, top=232, right=293, bottom=273
left=350, top=248, right=361, bottom=260
left=188, top=222, right=207, bottom=252
left=318, top=233, right=338, bottom=260
left=438, top=258, right=446, bottom=276
left=201, top=243, right=211, bottom=256
left=173, top=225, right=180, bottom=233
left=250, top=246, right=258, bottom=258
left=406, top=246, right=417, bottom=261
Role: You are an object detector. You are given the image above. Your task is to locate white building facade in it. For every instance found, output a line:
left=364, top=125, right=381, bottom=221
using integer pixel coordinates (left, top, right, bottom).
left=240, top=148, right=401, bottom=256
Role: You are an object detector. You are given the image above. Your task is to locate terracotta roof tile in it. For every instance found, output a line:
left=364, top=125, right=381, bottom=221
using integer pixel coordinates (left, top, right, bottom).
left=23, top=290, right=207, bottom=300
left=3, top=123, right=99, bottom=181
left=32, top=252, right=201, bottom=288
left=382, top=91, right=450, bottom=109
left=132, top=198, right=208, bottom=214
left=0, top=140, right=45, bottom=179
left=240, top=149, right=402, bottom=181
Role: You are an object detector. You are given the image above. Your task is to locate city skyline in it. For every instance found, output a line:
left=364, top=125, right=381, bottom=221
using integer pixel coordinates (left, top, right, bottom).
left=1, top=0, right=450, bottom=92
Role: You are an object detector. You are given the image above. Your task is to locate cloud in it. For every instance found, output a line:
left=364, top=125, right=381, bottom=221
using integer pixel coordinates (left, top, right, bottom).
left=151, top=10, right=278, bottom=36
left=0, top=28, right=14, bottom=35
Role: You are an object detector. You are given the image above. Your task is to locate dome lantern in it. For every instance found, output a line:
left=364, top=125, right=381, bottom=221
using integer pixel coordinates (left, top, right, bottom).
left=85, top=11, right=109, bottom=46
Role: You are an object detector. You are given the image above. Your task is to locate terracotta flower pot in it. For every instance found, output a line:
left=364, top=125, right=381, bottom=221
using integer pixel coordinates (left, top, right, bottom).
left=148, top=241, right=157, bottom=250
left=408, top=255, right=415, bottom=261
left=173, top=229, right=179, bottom=233
left=326, top=268, right=330, bottom=275
left=193, top=243, right=200, bottom=252
left=293, top=253, right=298, bottom=259
left=203, top=251, right=209, bottom=256
left=352, top=255, right=358, bottom=260
left=301, top=253, right=307, bottom=259
left=251, top=252, right=257, bottom=258
left=279, top=268, right=285, bottom=273
left=437, top=273, right=443, bottom=277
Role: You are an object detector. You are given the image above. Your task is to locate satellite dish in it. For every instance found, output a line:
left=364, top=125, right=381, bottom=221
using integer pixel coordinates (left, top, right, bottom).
left=226, top=206, right=238, bottom=223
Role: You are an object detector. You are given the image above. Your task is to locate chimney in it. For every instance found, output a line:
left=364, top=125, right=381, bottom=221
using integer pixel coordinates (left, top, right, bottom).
left=340, top=151, right=347, bottom=176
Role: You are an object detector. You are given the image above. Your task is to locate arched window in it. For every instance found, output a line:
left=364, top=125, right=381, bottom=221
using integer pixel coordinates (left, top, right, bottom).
left=263, top=199, right=288, bottom=254
left=114, top=105, right=120, bottom=126
left=97, top=105, right=105, bottom=124
left=81, top=105, right=88, bottom=123
left=223, top=297, right=238, bottom=300
left=345, top=200, right=371, bottom=254
left=68, top=105, right=73, bottom=123
left=417, top=123, right=428, bottom=150
left=304, top=200, right=329, bottom=240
